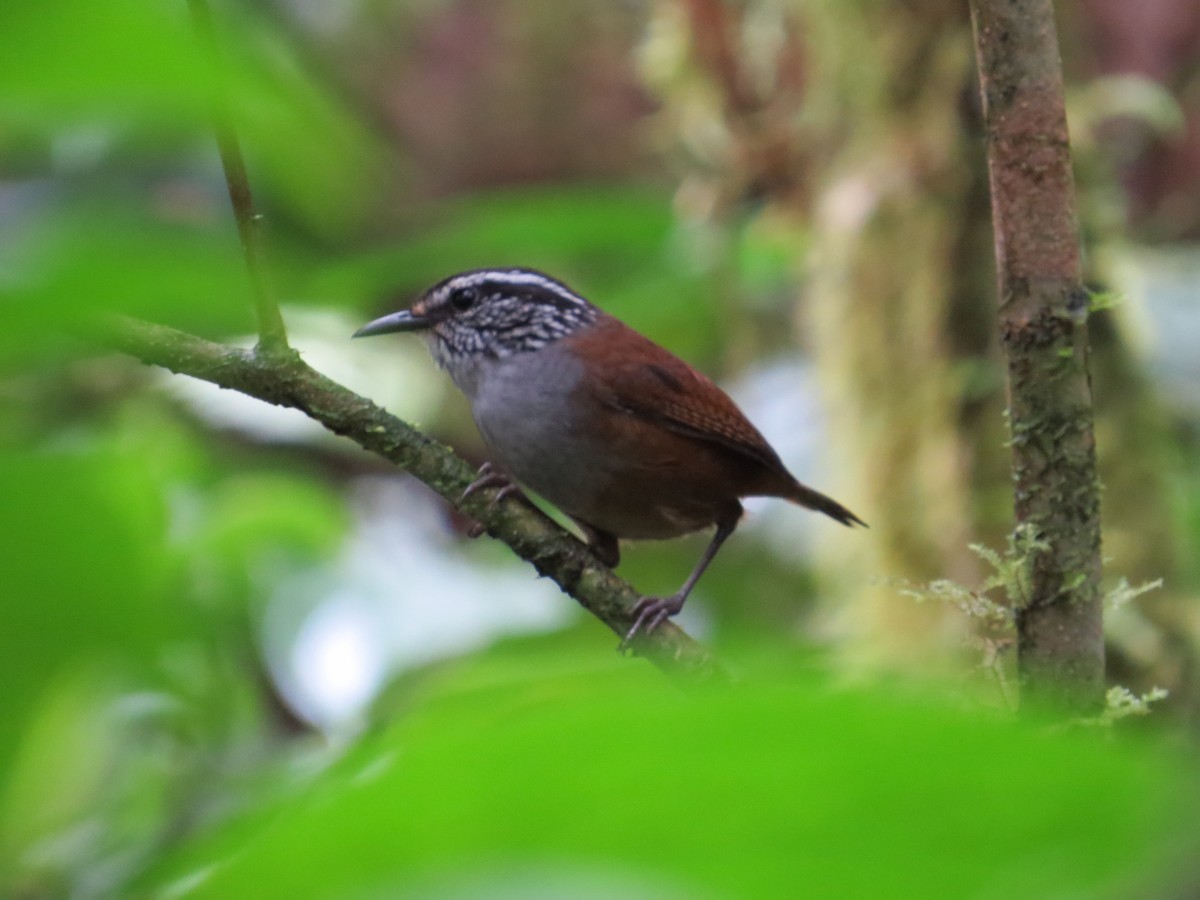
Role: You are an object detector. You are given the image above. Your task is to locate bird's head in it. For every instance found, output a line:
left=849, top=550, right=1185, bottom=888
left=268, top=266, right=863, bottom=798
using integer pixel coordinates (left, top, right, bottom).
left=353, top=268, right=600, bottom=369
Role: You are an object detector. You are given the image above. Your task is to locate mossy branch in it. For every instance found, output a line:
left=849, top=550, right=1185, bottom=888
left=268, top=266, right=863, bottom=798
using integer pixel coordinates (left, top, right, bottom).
left=102, top=316, right=724, bottom=683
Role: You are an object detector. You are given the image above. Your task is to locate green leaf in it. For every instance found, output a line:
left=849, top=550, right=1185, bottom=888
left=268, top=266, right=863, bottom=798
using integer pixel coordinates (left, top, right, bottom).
left=4, top=207, right=254, bottom=363
left=0, top=448, right=178, bottom=776
left=144, top=653, right=1195, bottom=899
left=0, top=1, right=208, bottom=126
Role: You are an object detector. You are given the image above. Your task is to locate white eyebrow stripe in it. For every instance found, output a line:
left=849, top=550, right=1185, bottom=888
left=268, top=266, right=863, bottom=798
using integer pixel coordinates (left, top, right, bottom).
left=448, top=269, right=589, bottom=306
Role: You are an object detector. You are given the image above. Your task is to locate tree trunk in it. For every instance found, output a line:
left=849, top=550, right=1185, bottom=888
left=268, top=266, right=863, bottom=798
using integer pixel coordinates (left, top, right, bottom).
left=970, top=0, right=1105, bottom=715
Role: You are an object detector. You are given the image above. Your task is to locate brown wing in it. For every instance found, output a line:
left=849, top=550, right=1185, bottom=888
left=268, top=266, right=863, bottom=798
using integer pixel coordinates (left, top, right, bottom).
left=569, top=316, right=790, bottom=477
left=567, top=315, right=867, bottom=527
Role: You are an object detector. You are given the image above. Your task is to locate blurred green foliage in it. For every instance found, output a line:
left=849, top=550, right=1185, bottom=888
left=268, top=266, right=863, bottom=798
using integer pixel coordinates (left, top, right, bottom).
left=143, top=645, right=1196, bottom=899
left=0, top=1, right=206, bottom=125
left=0, top=405, right=350, bottom=894
left=1, top=0, right=385, bottom=364
left=3, top=1, right=1200, bottom=897
left=0, top=449, right=174, bottom=775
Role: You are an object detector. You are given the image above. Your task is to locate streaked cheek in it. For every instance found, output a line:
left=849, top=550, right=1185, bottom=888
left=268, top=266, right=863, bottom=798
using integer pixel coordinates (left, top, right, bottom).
left=426, top=329, right=448, bottom=365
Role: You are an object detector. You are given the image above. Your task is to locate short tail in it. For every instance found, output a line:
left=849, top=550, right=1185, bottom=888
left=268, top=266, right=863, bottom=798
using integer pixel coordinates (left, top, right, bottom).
left=788, top=481, right=867, bottom=528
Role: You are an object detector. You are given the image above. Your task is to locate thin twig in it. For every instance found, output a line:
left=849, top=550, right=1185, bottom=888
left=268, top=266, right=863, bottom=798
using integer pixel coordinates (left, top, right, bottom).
left=188, top=0, right=289, bottom=352
left=103, top=316, right=727, bottom=684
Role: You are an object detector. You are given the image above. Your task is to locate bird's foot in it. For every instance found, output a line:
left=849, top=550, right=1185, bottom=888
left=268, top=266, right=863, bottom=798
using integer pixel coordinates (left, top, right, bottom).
left=459, top=462, right=526, bottom=507
left=618, top=594, right=685, bottom=654
left=459, top=463, right=529, bottom=539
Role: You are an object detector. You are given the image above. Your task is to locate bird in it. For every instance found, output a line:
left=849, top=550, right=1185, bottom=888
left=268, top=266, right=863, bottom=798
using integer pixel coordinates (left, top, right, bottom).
left=354, top=268, right=864, bottom=646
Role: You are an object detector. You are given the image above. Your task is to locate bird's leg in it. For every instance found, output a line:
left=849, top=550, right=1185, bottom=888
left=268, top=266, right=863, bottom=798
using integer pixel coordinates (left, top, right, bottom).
left=619, top=512, right=740, bottom=652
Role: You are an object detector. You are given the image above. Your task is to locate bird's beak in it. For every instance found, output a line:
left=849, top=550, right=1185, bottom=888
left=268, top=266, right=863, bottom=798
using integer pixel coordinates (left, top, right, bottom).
left=352, top=308, right=430, bottom=338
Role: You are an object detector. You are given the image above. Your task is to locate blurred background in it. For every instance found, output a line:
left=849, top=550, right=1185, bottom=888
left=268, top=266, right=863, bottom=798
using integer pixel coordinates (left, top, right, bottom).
left=2, top=0, right=1199, bottom=896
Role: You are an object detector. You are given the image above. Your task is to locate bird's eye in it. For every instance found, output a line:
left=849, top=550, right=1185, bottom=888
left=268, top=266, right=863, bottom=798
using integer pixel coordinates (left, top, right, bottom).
left=450, top=286, right=478, bottom=311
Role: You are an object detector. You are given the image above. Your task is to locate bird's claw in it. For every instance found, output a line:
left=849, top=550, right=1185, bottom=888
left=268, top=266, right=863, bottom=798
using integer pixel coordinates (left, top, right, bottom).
left=459, top=462, right=508, bottom=504
left=617, top=594, right=684, bottom=654
left=460, top=463, right=531, bottom=538
left=461, top=463, right=530, bottom=506
left=492, top=483, right=524, bottom=503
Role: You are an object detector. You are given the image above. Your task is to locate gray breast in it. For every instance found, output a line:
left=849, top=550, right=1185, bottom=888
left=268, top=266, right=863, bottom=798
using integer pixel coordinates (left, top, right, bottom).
left=461, top=345, right=608, bottom=518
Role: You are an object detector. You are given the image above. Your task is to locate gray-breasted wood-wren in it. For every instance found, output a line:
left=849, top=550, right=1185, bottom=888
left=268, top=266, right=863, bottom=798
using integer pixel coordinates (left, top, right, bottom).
left=355, top=268, right=864, bottom=644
